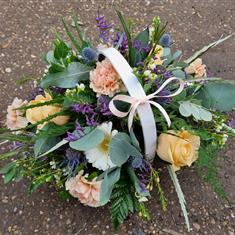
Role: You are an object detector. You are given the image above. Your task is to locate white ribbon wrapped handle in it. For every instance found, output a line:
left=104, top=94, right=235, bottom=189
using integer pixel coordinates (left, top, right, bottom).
left=98, top=47, right=184, bottom=162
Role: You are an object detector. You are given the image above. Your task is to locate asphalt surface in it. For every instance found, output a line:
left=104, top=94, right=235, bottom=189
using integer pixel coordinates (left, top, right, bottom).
left=0, top=0, right=235, bottom=234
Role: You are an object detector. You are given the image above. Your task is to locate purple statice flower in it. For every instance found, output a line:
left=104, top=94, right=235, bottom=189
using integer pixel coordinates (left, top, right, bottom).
left=86, top=115, right=98, bottom=127
left=71, top=103, right=96, bottom=115
left=98, top=95, right=112, bottom=116
left=163, top=71, right=172, bottom=79
left=130, top=157, right=151, bottom=193
left=112, top=32, right=128, bottom=54
left=152, top=65, right=166, bottom=74
left=49, top=86, right=66, bottom=94
left=28, top=86, right=44, bottom=100
left=132, top=40, right=142, bottom=51
left=65, top=122, right=85, bottom=142
left=96, top=11, right=112, bottom=43
left=61, top=148, right=82, bottom=177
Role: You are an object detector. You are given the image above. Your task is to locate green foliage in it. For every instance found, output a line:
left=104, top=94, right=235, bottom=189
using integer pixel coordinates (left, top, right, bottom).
left=69, top=127, right=105, bottom=151
left=196, top=80, right=235, bottom=112
left=130, top=28, right=149, bottom=67
left=35, top=122, right=72, bottom=139
left=167, top=165, right=190, bottom=231
left=196, top=145, right=227, bottom=200
left=41, top=62, right=93, bottom=89
left=179, top=100, right=212, bottom=121
left=63, top=87, right=96, bottom=108
left=100, top=167, right=121, bottom=206
left=184, top=35, right=231, bottom=64
left=109, top=133, right=142, bottom=167
left=0, top=162, right=23, bottom=184
left=0, top=132, right=32, bottom=143
left=34, top=124, right=62, bottom=156
left=110, top=181, right=140, bottom=229
left=62, top=17, right=82, bottom=52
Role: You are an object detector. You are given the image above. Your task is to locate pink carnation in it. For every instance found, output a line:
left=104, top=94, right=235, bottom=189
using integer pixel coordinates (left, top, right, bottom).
left=90, top=59, right=124, bottom=97
left=65, top=171, right=102, bottom=207
left=6, top=97, right=28, bottom=130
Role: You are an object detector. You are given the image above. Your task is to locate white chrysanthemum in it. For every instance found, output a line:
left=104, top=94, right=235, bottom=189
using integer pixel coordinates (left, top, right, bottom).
left=85, top=122, right=117, bottom=171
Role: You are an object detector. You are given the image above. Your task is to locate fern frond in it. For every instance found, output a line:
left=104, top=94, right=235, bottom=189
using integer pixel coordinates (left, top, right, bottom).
left=110, top=181, right=139, bottom=229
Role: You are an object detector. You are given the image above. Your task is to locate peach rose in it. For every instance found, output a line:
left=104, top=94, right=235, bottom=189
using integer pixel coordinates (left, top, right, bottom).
left=156, top=130, right=200, bottom=171
left=26, top=92, right=69, bottom=129
left=6, top=97, right=28, bottom=130
left=184, top=58, right=206, bottom=77
left=90, top=58, right=125, bottom=97
left=65, top=171, right=102, bottom=207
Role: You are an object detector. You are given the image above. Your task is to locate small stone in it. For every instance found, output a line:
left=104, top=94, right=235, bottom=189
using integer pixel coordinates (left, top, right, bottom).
left=66, top=219, right=71, bottom=225
left=193, top=223, right=201, bottom=231
left=5, top=67, right=12, bottom=73
left=211, top=218, right=216, bottom=224
left=2, top=198, right=8, bottom=203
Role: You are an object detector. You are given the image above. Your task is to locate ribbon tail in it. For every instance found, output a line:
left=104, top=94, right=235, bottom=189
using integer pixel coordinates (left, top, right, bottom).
left=148, top=101, right=171, bottom=127
left=127, top=102, right=139, bottom=131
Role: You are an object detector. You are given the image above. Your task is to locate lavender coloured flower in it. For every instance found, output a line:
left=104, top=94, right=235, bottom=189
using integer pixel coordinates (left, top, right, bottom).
left=65, top=122, right=85, bottom=142
left=163, top=71, right=172, bottom=79
left=71, top=103, right=96, bottom=115
left=86, top=115, right=98, bottom=127
left=96, top=11, right=112, bottom=43
left=112, top=32, right=128, bottom=54
left=130, top=157, right=151, bottom=192
left=98, top=95, right=112, bottom=116
left=132, top=40, right=142, bottom=51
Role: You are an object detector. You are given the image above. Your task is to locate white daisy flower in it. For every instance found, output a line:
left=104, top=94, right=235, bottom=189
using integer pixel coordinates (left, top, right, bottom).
left=85, top=122, right=117, bottom=171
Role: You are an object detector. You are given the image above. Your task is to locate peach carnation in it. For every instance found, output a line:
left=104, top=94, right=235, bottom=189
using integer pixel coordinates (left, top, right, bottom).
left=65, top=171, right=102, bottom=207
left=184, top=58, right=207, bottom=78
left=90, top=58, right=124, bottom=97
left=6, top=97, right=28, bottom=130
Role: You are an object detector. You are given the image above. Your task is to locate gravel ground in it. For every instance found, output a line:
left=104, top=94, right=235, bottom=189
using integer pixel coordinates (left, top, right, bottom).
left=0, top=0, right=235, bottom=234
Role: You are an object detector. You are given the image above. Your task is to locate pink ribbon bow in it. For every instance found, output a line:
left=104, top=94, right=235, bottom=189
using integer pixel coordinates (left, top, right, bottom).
left=109, top=77, right=185, bottom=131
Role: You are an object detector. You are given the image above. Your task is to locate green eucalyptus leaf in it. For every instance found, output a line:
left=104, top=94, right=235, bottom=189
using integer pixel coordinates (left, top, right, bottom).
left=163, top=47, right=171, bottom=57
left=172, top=69, right=186, bottom=79
left=196, top=80, right=235, bottom=112
left=109, top=133, right=142, bottom=167
left=179, top=101, right=212, bottom=121
left=41, top=62, right=93, bottom=89
left=100, top=167, right=121, bottom=206
left=69, top=128, right=105, bottom=151
left=172, top=50, right=182, bottom=60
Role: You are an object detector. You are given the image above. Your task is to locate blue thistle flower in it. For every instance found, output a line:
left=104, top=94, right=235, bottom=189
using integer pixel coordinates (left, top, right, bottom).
left=61, top=148, right=82, bottom=177
left=82, top=47, right=98, bottom=62
left=159, top=34, right=172, bottom=47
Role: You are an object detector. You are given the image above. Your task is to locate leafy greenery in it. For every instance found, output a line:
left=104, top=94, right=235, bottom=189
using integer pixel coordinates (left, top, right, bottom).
left=196, top=145, right=227, bottom=200
left=41, top=62, right=93, bottom=89
left=110, top=180, right=140, bottom=229
left=109, top=133, right=142, bottom=167
left=69, top=127, right=105, bottom=151
left=100, top=167, right=121, bottom=206
left=196, top=80, right=235, bottom=112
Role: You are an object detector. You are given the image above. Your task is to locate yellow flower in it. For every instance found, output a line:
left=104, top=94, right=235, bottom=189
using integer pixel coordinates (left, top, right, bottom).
left=156, top=130, right=200, bottom=171
left=150, top=45, right=164, bottom=66
left=184, top=58, right=206, bottom=78
left=26, top=92, right=69, bottom=129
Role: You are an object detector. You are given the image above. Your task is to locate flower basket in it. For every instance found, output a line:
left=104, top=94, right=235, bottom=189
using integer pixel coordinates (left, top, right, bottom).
left=1, top=9, right=234, bottom=231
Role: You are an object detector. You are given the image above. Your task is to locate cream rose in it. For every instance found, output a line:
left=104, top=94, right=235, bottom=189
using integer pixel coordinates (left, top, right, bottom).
left=26, top=92, right=69, bottom=129
left=156, top=130, right=200, bottom=171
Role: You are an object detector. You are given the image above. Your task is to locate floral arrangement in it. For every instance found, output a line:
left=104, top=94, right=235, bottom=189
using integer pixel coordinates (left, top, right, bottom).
left=1, top=9, right=234, bottom=231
